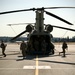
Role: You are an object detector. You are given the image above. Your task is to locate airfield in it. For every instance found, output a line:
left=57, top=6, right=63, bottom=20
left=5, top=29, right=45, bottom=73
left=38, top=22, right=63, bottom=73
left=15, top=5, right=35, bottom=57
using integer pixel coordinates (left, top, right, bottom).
left=0, top=42, right=75, bottom=75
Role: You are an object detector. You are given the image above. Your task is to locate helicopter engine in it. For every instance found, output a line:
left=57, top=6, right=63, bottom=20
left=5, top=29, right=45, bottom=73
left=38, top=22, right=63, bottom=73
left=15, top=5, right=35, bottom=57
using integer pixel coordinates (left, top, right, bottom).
left=45, top=25, right=53, bottom=32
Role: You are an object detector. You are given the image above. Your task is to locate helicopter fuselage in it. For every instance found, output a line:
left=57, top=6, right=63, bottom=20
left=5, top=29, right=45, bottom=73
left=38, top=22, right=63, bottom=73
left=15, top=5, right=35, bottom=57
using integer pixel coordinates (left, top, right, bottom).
left=26, top=10, right=54, bottom=55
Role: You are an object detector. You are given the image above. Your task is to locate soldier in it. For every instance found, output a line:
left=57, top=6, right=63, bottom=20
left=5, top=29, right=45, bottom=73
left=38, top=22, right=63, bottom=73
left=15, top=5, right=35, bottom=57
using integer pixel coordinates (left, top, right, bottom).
left=59, top=41, right=68, bottom=57
left=20, top=41, right=26, bottom=59
left=0, top=40, right=7, bottom=57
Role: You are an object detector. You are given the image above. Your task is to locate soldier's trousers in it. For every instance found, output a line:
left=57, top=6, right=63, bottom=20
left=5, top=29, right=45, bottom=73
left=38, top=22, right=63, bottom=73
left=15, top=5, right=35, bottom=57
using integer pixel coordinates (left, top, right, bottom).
left=22, top=50, right=26, bottom=57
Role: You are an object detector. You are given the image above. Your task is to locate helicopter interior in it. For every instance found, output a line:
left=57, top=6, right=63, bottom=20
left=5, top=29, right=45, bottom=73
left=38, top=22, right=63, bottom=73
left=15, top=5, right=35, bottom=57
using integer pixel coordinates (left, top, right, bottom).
left=26, top=34, right=54, bottom=55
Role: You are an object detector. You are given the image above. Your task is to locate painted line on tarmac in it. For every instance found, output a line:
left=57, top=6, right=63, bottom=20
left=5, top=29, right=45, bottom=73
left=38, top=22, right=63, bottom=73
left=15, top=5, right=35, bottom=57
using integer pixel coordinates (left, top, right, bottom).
left=23, top=55, right=51, bottom=75
left=0, top=67, right=75, bottom=70
left=23, top=66, right=51, bottom=69
left=0, top=68, right=75, bottom=70
left=35, top=55, right=39, bottom=75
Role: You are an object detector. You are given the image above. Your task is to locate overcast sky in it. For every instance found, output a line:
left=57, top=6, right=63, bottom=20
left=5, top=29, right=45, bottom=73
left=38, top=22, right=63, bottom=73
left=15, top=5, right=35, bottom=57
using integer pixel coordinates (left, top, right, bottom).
left=0, top=0, right=75, bottom=38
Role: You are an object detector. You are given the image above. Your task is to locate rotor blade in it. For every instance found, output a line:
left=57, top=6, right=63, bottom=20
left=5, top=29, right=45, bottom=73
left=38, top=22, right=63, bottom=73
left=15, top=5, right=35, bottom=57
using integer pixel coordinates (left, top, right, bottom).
left=52, top=25, right=75, bottom=32
left=44, top=7, right=75, bottom=9
left=7, top=23, right=35, bottom=26
left=1, top=7, right=75, bottom=15
left=44, top=10, right=73, bottom=25
left=0, top=8, right=35, bottom=15
left=11, top=30, right=27, bottom=41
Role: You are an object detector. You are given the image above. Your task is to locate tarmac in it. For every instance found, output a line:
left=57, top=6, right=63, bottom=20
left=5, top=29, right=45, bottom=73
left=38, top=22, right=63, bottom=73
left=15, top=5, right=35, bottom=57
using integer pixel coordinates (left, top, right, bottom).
left=0, top=42, right=75, bottom=75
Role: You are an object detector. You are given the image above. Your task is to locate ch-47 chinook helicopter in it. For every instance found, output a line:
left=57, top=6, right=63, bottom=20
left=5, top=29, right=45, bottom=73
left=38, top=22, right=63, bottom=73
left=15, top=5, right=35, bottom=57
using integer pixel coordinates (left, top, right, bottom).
left=0, top=7, right=75, bottom=55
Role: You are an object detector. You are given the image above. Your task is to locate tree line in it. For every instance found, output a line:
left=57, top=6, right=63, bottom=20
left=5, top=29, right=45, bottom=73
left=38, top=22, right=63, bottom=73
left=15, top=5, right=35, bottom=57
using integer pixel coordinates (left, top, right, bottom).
left=0, top=36, right=75, bottom=42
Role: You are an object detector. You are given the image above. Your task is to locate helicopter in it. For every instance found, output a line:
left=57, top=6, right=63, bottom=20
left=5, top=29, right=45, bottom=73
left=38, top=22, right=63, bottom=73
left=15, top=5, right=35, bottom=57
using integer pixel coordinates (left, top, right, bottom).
left=0, top=7, right=75, bottom=55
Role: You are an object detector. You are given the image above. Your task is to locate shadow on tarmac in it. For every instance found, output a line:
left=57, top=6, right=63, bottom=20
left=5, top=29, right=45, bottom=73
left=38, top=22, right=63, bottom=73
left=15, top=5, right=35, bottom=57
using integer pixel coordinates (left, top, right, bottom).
left=0, top=53, right=75, bottom=66
left=39, top=59, right=75, bottom=65
left=16, top=55, right=36, bottom=61
left=0, top=55, right=36, bottom=61
left=16, top=54, right=56, bottom=61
